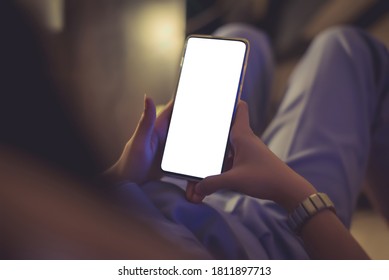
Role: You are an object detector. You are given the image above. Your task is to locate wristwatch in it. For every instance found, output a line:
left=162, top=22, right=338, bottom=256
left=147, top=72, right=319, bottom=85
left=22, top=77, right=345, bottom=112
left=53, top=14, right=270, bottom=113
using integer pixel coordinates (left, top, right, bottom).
left=288, top=192, right=336, bottom=233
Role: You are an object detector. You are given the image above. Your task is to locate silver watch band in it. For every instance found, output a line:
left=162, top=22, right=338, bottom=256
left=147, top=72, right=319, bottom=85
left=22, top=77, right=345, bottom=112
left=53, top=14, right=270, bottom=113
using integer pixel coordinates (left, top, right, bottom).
left=288, top=192, right=336, bottom=233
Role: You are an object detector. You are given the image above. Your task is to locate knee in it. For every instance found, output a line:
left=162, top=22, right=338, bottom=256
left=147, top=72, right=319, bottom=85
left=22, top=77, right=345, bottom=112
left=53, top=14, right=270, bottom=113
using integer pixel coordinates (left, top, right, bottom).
left=310, top=25, right=367, bottom=55
left=213, top=23, right=271, bottom=55
left=214, top=23, right=267, bottom=41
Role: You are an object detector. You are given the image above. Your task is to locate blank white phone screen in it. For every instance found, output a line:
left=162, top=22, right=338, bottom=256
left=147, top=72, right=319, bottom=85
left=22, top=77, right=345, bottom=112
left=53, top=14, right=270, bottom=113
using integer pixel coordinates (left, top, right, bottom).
left=161, top=37, right=247, bottom=179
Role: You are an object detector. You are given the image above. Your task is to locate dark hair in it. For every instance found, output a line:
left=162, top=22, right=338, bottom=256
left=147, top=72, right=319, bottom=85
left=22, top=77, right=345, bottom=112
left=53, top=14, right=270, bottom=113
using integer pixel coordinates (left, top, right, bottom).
left=0, top=1, right=101, bottom=180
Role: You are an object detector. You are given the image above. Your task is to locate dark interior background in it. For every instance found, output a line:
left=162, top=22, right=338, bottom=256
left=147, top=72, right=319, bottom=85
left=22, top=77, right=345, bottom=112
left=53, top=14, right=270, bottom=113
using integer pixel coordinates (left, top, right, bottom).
left=13, top=0, right=389, bottom=166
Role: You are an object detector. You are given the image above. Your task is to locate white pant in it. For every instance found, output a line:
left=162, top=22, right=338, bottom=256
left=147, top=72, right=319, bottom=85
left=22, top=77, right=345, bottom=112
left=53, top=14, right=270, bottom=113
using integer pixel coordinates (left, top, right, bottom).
left=214, top=24, right=389, bottom=226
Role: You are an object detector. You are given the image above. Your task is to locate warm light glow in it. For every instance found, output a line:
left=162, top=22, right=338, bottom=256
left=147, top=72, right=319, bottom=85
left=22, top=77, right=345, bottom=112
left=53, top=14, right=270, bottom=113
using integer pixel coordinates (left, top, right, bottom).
left=128, top=2, right=185, bottom=56
left=123, top=0, right=186, bottom=103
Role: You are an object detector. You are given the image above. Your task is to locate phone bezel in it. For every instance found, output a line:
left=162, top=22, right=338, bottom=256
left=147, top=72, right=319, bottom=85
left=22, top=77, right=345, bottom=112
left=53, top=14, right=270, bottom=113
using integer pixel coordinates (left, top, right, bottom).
left=161, top=35, right=250, bottom=182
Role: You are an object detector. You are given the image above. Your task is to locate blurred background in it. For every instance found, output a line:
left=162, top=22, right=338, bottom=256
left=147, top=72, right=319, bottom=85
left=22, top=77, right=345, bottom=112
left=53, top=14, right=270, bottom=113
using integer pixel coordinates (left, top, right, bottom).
left=14, top=0, right=389, bottom=165
left=13, top=0, right=389, bottom=258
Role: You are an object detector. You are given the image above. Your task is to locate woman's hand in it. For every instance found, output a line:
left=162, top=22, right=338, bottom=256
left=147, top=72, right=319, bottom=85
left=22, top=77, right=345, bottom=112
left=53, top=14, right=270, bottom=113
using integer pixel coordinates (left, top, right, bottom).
left=104, top=96, right=172, bottom=184
left=186, top=101, right=316, bottom=212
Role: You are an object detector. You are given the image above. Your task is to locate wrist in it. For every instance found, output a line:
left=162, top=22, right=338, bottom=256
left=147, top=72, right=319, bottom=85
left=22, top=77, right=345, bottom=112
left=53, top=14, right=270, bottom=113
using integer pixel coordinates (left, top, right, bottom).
left=276, top=175, right=317, bottom=213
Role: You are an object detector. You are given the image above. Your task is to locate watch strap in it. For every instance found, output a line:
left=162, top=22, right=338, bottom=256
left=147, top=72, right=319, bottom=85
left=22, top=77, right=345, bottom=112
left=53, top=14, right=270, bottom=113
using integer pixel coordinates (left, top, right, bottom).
left=288, top=192, right=336, bottom=233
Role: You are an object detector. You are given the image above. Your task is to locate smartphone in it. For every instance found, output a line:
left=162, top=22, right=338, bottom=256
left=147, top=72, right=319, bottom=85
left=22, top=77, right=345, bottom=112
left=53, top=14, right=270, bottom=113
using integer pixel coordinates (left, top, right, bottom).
left=161, top=35, right=249, bottom=181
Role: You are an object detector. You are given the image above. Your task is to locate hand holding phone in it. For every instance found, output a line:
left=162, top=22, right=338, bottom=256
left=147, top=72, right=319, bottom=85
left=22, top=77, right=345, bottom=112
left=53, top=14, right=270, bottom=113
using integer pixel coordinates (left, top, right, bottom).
left=161, top=35, right=249, bottom=181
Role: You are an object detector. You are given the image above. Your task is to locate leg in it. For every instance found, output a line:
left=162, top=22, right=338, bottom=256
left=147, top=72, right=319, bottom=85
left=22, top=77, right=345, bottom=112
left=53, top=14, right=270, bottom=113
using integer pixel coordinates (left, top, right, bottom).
left=213, top=23, right=274, bottom=136
left=365, top=57, right=389, bottom=222
left=262, top=26, right=389, bottom=226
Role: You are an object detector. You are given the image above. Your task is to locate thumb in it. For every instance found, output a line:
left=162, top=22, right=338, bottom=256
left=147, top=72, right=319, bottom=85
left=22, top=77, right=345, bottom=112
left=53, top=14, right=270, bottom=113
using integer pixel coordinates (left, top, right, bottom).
left=154, top=99, right=173, bottom=142
left=195, top=171, right=237, bottom=196
left=231, top=101, right=251, bottom=135
left=134, top=95, right=156, bottom=142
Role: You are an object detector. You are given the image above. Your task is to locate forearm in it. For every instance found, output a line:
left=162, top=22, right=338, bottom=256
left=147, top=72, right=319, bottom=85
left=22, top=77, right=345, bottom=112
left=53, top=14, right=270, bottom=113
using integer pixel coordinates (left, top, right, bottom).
left=271, top=169, right=369, bottom=259
left=299, top=210, right=369, bottom=259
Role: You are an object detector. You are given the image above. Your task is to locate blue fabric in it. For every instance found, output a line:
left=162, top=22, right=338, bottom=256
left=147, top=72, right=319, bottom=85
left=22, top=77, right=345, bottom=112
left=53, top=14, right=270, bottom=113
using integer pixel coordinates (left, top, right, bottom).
left=115, top=180, right=308, bottom=259
left=114, top=25, right=389, bottom=259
